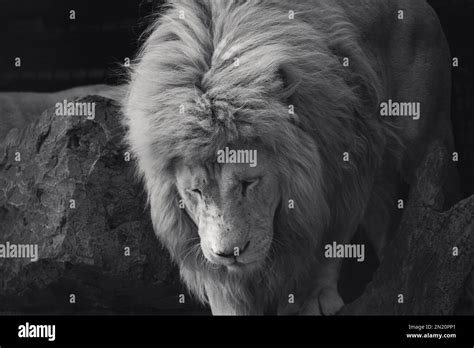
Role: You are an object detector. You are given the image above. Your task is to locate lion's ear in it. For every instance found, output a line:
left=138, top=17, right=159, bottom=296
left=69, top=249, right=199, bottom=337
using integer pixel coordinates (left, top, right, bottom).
left=277, top=64, right=300, bottom=101
left=277, top=64, right=301, bottom=126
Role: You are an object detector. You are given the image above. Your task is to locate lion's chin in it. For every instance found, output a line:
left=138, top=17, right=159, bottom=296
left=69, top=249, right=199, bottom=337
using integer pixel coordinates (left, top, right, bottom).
left=225, top=260, right=263, bottom=275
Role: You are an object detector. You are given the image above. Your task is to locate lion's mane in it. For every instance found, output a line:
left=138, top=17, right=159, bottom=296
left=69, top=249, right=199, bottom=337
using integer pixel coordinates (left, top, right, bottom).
left=123, top=0, right=403, bottom=313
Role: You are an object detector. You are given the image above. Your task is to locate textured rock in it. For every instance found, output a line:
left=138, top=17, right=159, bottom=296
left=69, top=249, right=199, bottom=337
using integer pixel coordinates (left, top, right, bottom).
left=340, top=141, right=474, bottom=315
left=0, top=96, right=207, bottom=314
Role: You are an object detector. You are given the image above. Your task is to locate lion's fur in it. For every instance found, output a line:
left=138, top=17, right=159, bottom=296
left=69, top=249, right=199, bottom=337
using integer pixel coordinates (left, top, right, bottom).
left=123, top=0, right=408, bottom=313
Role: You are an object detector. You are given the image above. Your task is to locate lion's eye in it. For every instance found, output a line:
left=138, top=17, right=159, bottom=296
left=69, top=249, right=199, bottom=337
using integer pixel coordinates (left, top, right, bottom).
left=241, top=178, right=259, bottom=197
left=187, top=188, right=202, bottom=198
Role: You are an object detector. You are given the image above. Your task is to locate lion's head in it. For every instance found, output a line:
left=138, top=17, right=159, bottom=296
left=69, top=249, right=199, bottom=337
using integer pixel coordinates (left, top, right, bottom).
left=123, top=0, right=390, bottom=314
left=175, top=143, right=280, bottom=273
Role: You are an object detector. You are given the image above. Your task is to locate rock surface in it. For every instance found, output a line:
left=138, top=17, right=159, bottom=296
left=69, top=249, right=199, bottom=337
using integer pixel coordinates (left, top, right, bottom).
left=340, top=141, right=473, bottom=315
left=0, top=96, right=207, bottom=314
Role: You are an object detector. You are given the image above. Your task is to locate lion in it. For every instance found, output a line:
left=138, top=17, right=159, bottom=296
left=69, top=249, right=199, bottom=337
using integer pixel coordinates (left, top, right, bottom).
left=121, top=0, right=456, bottom=315
left=0, top=0, right=454, bottom=315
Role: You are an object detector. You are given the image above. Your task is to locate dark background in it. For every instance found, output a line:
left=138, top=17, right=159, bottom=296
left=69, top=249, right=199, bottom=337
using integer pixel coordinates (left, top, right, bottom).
left=0, top=0, right=472, bottom=197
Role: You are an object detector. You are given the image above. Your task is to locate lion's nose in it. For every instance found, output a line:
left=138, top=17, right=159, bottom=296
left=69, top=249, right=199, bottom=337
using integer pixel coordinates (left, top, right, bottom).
left=213, top=240, right=250, bottom=258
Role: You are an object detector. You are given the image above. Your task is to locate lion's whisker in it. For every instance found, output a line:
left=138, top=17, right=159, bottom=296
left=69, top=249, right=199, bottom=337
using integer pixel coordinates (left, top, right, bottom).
left=181, top=243, right=201, bottom=264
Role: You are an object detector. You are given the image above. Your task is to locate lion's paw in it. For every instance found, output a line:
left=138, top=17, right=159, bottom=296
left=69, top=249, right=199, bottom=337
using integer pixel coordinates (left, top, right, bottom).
left=301, top=286, right=344, bottom=316
left=318, top=287, right=344, bottom=315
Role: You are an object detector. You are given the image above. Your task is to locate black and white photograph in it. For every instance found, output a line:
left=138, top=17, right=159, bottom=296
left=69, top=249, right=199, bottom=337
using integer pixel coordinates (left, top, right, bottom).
left=0, top=0, right=473, bottom=345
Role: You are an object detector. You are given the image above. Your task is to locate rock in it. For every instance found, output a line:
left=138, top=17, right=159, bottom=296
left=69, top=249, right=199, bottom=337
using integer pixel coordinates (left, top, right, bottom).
left=340, top=141, right=474, bottom=315
left=0, top=96, right=207, bottom=314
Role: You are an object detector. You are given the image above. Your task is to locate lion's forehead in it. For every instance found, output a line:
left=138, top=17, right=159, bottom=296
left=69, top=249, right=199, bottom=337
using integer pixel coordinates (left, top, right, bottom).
left=177, top=145, right=269, bottom=181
